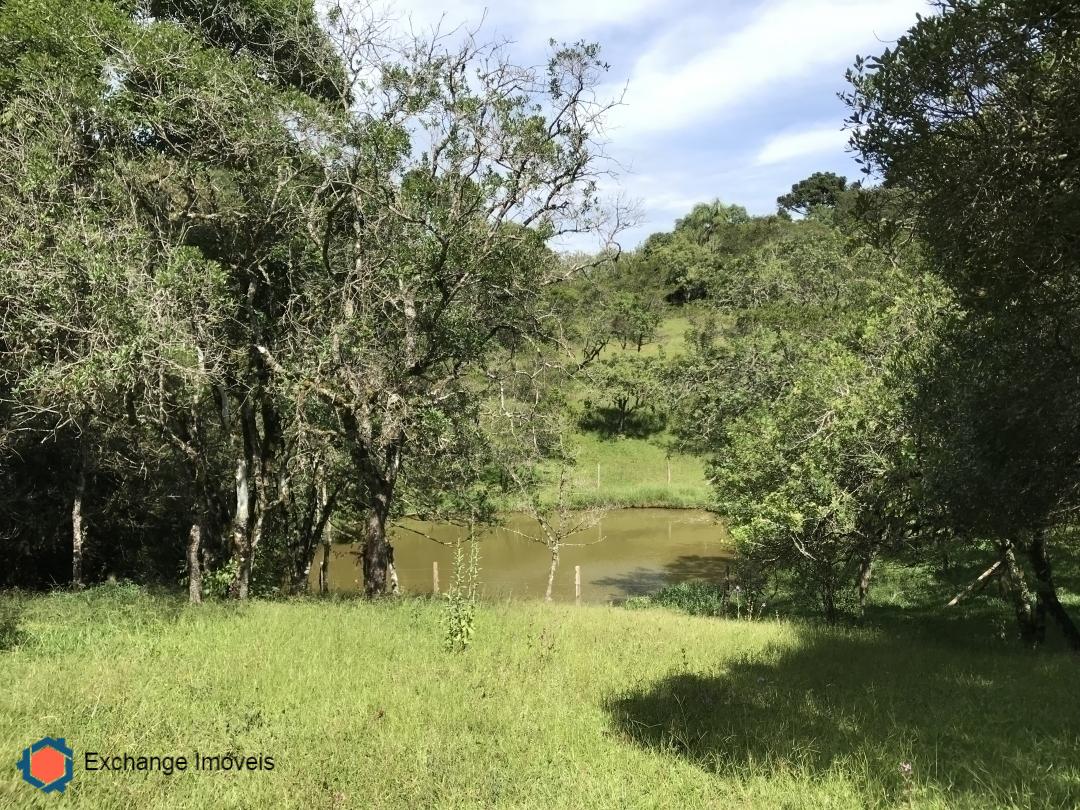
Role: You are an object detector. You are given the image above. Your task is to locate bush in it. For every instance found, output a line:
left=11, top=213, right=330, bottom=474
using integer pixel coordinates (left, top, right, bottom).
left=624, top=580, right=769, bottom=620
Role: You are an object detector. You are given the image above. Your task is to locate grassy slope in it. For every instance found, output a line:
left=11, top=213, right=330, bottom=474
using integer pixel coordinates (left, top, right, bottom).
left=562, top=431, right=711, bottom=509
left=551, top=313, right=712, bottom=510
left=595, top=315, right=692, bottom=360
left=2, top=586, right=1079, bottom=809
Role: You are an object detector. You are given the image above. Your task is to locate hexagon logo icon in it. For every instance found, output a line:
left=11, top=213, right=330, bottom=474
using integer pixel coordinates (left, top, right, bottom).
left=17, top=737, right=74, bottom=794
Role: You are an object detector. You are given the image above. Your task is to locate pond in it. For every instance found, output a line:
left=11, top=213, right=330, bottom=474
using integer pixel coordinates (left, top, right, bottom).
left=316, top=508, right=733, bottom=603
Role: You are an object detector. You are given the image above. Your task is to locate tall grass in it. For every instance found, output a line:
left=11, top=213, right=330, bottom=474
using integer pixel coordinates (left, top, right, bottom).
left=2, top=585, right=1077, bottom=808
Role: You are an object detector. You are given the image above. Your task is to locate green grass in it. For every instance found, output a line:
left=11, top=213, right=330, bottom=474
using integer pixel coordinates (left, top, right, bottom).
left=498, top=312, right=712, bottom=511
left=563, top=431, right=711, bottom=508
left=597, top=315, right=691, bottom=359
left=503, top=431, right=712, bottom=510
left=2, top=585, right=1079, bottom=808
left=568, top=312, right=711, bottom=509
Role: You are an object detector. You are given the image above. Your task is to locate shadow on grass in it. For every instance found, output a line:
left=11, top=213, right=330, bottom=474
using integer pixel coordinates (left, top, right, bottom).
left=578, top=406, right=667, bottom=439
left=606, top=628, right=1080, bottom=807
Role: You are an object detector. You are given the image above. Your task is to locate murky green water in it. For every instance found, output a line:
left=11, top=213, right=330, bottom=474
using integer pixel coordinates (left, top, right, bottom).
left=318, top=508, right=732, bottom=603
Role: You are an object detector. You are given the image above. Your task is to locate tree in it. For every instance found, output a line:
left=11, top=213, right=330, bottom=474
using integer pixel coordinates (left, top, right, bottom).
left=262, top=24, right=625, bottom=596
left=0, top=0, right=347, bottom=598
left=668, top=221, right=944, bottom=619
left=568, top=287, right=661, bottom=367
left=846, top=0, right=1080, bottom=647
left=505, top=439, right=605, bottom=602
left=609, top=293, right=662, bottom=352
left=583, top=354, right=664, bottom=437
left=642, top=202, right=796, bottom=303
left=776, top=171, right=848, bottom=216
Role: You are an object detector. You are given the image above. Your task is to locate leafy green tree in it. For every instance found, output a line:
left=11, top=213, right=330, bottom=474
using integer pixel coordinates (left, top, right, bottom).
left=776, top=171, right=848, bottom=216
left=258, top=28, right=625, bottom=596
left=642, top=202, right=796, bottom=303
left=0, top=0, right=344, bottom=597
left=609, top=293, right=662, bottom=352
left=846, top=0, right=1080, bottom=646
left=583, top=354, right=664, bottom=437
left=568, top=286, right=662, bottom=367
left=670, top=222, right=944, bottom=619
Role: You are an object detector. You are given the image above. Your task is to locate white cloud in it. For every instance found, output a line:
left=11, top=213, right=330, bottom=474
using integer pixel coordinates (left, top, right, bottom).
left=528, top=0, right=669, bottom=30
left=383, top=0, right=669, bottom=40
left=354, top=0, right=932, bottom=249
left=755, top=124, right=849, bottom=165
left=605, top=0, right=928, bottom=140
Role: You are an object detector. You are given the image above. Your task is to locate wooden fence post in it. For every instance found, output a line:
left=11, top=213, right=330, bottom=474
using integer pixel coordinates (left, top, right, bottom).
left=433, top=561, right=440, bottom=595
left=596, top=463, right=601, bottom=490
left=667, top=461, right=672, bottom=484
left=575, top=565, right=581, bottom=605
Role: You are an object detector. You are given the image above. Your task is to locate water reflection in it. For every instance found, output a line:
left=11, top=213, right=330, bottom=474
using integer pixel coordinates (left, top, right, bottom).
left=317, top=509, right=732, bottom=604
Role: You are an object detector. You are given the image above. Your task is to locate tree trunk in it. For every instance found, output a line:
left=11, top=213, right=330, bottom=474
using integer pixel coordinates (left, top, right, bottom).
left=820, top=568, right=837, bottom=624
left=319, top=535, right=332, bottom=594
left=187, top=521, right=203, bottom=604
left=344, top=411, right=402, bottom=598
left=857, top=553, right=874, bottom=609
left=228, top=454, right=251, bottom=599
left=1027, top=530, right=1080, bottom=652
left=318, top=482, right=333, bottom=594
left=821, top=587, right=837, bottom=624
left=388, top=555, right=400, bottom=596
left=544, top=546, right=559, bottom=602
left=71, top=440, right=86, bottom=590
left=247, top=505, right=264, bottom=593
left=999, top=540, right=1044, bottom=646
left=229, top=398, right=269, bottom=600
left=363, top=502, right=391, bottom=597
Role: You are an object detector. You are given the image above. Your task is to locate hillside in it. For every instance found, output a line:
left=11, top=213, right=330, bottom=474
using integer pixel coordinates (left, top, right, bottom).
left=551, top=314, right=713, bottom=510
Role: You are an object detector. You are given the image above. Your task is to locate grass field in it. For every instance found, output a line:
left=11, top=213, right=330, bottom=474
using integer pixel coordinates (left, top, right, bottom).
left=559, top=432, right=711, bottom=509
left=2, top=584, right=1078, bottom=809
left=597, top=315, right=692, bottom=359
left=499, top=429, right=712, bottom=511
left=489, top=313, right=713, bottom=512
left=552, top=313, right=711, bottom=510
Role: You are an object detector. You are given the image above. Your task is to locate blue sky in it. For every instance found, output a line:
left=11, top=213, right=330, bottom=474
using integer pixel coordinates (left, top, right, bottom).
left=389, top=0, right=932, bottom=249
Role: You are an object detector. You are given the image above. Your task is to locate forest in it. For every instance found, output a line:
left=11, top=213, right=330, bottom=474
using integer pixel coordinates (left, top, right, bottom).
left=4, top=0, right=1078, bottom=645
left=1, top=2, right=1080, bottom=806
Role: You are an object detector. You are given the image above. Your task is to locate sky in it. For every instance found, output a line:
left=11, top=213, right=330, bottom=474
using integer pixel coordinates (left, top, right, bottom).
left=383, top=0, right=932, bottom=250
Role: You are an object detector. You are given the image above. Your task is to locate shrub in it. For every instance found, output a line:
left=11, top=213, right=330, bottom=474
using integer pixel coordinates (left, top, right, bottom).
left=625, top=580, right=769, bottom=620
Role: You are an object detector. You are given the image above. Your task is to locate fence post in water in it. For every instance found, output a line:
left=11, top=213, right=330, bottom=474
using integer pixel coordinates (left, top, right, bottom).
left=575, top=565, right=581, bottom=605
left=433, top=561, right=439, bottom=595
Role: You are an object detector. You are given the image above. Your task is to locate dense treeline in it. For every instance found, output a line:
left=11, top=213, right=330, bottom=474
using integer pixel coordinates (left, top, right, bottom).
left=648, top=0, right=1080, bottom=646
left=1, top=0, right=1078, bottom=650
left=0, top=0, right=620, bottom=596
